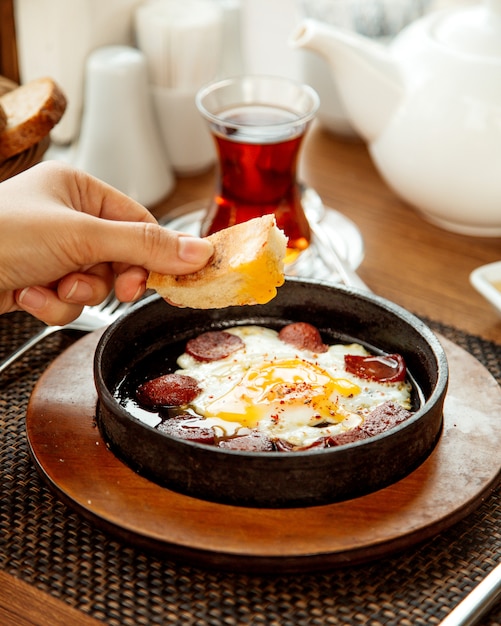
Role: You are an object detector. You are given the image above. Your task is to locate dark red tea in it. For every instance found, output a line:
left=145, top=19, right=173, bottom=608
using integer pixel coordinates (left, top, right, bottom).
left=200, top=105, right=311, bottom=262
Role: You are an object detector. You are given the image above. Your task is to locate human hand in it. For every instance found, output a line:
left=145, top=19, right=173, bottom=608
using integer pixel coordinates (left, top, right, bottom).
left=0, top=161, right=213, bottom=325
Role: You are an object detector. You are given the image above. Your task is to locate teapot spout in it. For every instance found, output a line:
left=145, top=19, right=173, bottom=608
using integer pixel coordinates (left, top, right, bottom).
left=290, top=19, right=404, bottom=142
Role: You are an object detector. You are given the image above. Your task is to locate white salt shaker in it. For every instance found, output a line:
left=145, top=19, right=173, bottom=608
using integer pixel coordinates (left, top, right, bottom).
left=74, top=45, right=175, bottom=207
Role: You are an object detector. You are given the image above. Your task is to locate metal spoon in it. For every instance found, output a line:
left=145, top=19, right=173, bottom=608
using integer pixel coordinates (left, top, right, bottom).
left=302, top=187, right=371, bottom=291
left=308, top=213, right=371, bottom=291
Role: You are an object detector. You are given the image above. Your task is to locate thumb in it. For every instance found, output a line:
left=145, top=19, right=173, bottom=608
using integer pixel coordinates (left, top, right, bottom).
left=87, top=219, right=214, bottom=275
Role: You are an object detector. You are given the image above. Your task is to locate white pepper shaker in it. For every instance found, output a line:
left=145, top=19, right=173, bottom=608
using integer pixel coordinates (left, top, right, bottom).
left=74, top=45, right=175, bottom=207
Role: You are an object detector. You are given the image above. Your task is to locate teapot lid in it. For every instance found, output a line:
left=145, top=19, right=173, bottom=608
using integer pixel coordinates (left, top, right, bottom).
left=432, top=0, right=501, bottom=58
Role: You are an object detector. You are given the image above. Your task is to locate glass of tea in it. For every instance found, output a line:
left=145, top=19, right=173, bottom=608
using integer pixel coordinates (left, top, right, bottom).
left=195, top=75, right=319, bottom=263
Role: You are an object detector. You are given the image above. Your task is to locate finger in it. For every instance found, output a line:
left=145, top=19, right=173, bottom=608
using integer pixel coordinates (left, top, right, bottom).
left=16, top=286, right=84, bottom=326
left=72, top=166, right=158, bottom=223
left=57, top=264, right=115, bottom=305
left=114, top=266, right=149, bottom=302
left=0, top=292, right=17, bottom=316
left=26, top=161, right=158, bottom=225
left=84, top=220, right=214, bottom=275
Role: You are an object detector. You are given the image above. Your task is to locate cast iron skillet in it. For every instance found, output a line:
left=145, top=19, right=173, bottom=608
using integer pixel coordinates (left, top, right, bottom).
left=94, top=278, right=448, bottom=508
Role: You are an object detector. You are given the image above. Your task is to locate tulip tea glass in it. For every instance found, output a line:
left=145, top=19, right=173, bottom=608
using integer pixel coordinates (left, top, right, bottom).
left=196, top=75, right=319, bottom=263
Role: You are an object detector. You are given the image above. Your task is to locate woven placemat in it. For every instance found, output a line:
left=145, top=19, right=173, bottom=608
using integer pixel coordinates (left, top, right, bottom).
left=0, top=311, right=500, bottom=626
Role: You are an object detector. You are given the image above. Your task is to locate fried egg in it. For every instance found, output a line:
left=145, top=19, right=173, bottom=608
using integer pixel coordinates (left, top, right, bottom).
left=176, top=326, right=412, bottom=448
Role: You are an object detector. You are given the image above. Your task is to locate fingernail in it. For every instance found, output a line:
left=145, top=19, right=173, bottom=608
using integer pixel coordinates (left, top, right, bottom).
left=65, top=279, right=93, bottom=302
left=132, top=281, right=146, bottom=301
left=18, top=287, right=48, bottom=310
left=177, top=236, right=214, bottom=264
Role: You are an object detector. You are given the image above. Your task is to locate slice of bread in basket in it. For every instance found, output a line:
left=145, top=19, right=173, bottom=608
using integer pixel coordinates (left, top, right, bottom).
left=0, top=103, right=7, bottom=134
left=0, top=77, right=67, bottom=162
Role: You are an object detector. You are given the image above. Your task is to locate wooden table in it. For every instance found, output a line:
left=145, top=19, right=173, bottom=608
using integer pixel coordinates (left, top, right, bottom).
left=1, top=126, right=500, bottom=625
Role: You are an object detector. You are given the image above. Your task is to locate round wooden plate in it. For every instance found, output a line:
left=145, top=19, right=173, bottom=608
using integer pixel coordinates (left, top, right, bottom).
left=26, top=331, right=501, bottom=573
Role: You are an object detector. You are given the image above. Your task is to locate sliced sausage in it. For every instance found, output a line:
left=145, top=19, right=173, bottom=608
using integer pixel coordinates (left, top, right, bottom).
left=136, top=373, right=201, bottom=407
left=344, top=353, right=406, bottom=383
left=326, top=401, right=412, bottom=446
left=278, top=322, right=328, bottom=353
left=186, top=330, right=244, bottom=362
left=358, top=400, right=412, bottom=437
left=157, top=415, right=215, bottom=444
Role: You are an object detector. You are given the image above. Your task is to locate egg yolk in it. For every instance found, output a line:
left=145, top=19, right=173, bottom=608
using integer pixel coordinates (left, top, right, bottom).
left=198, top=358, right=361, bottom=428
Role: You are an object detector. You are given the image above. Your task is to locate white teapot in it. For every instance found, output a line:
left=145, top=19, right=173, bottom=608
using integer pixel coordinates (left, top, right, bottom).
left=291, top=0, right=501, bottom=236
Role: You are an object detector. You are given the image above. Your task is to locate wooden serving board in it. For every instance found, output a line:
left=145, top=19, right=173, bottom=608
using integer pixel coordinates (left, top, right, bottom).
left=26, top=331, right=501, bottom=573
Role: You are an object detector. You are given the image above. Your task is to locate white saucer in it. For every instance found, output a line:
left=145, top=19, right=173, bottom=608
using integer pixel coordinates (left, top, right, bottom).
left=160, top=190, right=364, bottom=284
left=470, top=261, right=501, bottom=317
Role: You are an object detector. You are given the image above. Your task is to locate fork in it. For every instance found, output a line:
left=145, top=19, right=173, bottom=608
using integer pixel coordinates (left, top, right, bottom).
left=0, top=291, right=131, bottom=375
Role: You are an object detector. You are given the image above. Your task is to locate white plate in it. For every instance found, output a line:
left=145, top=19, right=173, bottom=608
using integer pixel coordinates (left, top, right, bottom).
left=470, top=261, right=501, bottom=316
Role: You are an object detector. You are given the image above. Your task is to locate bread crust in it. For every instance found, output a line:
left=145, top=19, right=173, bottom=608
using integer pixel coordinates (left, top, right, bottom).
left=148, top=215, right=288, bottom=309
left=0, top=77, right=67, bottom=161
left=0, top=103, right=7, bottom=134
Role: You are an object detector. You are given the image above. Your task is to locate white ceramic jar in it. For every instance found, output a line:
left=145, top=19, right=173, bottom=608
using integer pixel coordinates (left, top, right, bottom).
left=74, top=46, right=175, bottom=207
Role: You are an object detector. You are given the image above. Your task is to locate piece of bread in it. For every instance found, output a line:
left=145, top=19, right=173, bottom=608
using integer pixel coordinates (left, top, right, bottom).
left=147, top=215, right=288, bottom=309
left=0, top=77, right=67, bottom=162
left=0, top=103, right=7, bottom=134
